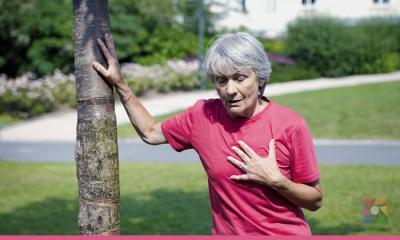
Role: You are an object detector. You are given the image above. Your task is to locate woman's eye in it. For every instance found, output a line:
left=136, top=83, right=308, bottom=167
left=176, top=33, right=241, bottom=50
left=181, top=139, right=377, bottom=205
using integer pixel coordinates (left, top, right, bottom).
left=216, top=77, right=227, bottom=84
left=236, top=75, right=246, bottom=81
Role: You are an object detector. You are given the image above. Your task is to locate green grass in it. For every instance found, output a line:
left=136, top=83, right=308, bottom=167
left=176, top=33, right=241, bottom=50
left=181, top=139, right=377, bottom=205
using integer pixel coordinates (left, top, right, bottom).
left=119, top=81, right=400, bottom=139
left=0, top=114, right=20, bottom=128
left=271, top=81, right=400, bottom=139
left=0, top=161, right=399, bottom=235
left=118, top=110, right=183, bottom=138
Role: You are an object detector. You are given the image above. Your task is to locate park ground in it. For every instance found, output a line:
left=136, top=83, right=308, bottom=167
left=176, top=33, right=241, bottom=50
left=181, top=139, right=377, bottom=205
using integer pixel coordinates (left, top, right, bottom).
left=1, top=80, right=399, bottom=235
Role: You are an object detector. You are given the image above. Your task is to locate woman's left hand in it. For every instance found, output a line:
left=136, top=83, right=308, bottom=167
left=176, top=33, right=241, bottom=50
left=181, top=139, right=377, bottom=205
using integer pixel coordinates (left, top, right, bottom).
left=227, top=139, right=286, bottom=187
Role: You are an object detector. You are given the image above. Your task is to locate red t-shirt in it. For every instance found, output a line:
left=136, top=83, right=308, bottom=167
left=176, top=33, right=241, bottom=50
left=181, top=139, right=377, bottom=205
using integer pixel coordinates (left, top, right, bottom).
left=161, top=99, right=320, bottom=235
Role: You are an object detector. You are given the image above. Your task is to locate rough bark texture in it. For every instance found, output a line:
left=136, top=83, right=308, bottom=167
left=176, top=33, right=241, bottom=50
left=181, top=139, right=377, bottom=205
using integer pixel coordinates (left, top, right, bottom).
left=73, top=0, right=120, bottom=235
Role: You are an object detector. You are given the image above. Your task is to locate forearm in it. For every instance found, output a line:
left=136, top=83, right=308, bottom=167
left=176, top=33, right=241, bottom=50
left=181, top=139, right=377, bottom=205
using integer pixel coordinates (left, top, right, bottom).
left=272, top=178, right=323, bottom=211
left=114, top=83, right=162, bottom=144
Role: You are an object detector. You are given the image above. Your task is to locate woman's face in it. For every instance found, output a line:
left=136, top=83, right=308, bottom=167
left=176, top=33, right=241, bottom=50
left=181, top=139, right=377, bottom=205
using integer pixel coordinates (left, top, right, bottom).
left=214, top=70, right=265, bottom=118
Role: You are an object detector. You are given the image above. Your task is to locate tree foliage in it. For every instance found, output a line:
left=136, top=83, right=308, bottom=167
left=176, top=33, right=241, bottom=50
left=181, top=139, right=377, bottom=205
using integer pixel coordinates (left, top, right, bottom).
left=0, top=0, right=219, bottom=77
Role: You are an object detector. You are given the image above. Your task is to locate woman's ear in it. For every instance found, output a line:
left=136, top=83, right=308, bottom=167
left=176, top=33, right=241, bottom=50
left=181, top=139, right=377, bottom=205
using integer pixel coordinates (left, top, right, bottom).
left=258, top=79, right=266, bottom=90
left=258, top=79, right=267, bottom=96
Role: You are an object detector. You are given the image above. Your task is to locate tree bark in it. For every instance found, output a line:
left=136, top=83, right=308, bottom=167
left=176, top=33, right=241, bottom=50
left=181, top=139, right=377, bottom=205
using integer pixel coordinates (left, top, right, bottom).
left=73, top=0, right=120, bottom=235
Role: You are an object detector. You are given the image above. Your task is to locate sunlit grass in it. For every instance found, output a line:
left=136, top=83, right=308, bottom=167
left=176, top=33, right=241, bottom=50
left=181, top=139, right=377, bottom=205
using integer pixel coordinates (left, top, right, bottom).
left=0, top=161, right=398, bottom=235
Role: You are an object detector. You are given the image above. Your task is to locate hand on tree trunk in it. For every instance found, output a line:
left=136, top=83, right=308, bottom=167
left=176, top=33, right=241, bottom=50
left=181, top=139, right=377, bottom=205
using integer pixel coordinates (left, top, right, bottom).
left=93, top=33, right=133, bottom=102
left=93, top=33, right=124, bottom=88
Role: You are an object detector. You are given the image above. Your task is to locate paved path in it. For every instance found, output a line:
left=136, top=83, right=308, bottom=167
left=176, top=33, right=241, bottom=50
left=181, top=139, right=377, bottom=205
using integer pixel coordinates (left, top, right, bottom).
left=1, top=72, right=400, bottom=165
left=1, top=71, right=400, bottom=142
left=1, top=139, right=399, bottom=165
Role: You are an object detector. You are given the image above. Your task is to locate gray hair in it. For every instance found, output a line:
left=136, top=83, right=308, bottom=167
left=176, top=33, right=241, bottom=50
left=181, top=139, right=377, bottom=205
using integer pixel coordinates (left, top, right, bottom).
left=203, top=32, right=272, bottom=96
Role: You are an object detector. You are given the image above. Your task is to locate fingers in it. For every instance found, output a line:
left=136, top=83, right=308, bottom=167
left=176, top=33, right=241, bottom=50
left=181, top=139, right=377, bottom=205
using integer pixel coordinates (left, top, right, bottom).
left=227, top=156, right=247, bottom=171
left=230, top=174, right=250, bottom=181
left=104, top=33, right=116, bottom=58
left=268, top=139, right=276, bottom=158
left=92, top=61, right=109, bottom=78
left=97, top=38, right=115, bottom=65
left=238, top=140, right=257, bottom=159
left=231, top=145, right=251, bottom=163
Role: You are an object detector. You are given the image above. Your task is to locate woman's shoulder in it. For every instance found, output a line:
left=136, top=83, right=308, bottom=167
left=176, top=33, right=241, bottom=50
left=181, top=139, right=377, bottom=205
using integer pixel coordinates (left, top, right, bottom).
left=193, top=98, right=222, bottom=111
left=187, top=98, right=222, bottom=118
left=269, top=100, right=307, bottom=128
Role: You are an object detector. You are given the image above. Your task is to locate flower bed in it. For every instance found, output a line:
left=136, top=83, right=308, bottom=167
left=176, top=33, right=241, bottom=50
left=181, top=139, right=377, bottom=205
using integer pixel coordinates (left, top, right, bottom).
left=0, top=60, right=199, bottom=119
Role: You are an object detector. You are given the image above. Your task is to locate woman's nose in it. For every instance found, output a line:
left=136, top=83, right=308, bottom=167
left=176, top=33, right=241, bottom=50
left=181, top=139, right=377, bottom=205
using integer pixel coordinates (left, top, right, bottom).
left=226, top=80, right=237, bottom=96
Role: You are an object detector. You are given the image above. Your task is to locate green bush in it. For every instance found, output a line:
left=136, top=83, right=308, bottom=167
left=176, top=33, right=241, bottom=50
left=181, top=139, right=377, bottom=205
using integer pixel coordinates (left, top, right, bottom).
left=0, top=0, right=73, bottom=77
left=286, top=16, right=400, bottom=77
left=124, top=77, right=153, bottom=97
left=135, top=27, right=198, bottom=65
left=0, top=87, right=57, bottom=118
left=261, top=39, right=285, bottom=53
left=0, top=71, right=76, bottom=118
left=0, top=0, right=219, bottom=77
left=270, top=63, right=319, bottom=83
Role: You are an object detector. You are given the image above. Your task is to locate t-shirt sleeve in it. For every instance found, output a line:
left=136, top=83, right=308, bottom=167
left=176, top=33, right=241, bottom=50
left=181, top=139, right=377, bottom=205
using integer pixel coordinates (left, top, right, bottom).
left=161, top=100, right=203, bottom=152
left=289, top=117, right=320, bottom=184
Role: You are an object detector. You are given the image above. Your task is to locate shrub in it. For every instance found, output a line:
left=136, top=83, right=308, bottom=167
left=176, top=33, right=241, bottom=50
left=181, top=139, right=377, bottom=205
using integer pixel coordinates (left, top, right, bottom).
left=286, top=16, right=353, bottom=77
left=0, top=0, right=219, bottom=77
left=121, top=60, right=199, bottom=94
left=285, top=16, right=400, bottom=77
left=270, top=63, right=319, bottom=83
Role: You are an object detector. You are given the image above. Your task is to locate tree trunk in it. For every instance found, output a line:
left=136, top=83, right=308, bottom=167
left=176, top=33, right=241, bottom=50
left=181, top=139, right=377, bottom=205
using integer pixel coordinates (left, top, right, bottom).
left=73, top=0, right=120, bottom=235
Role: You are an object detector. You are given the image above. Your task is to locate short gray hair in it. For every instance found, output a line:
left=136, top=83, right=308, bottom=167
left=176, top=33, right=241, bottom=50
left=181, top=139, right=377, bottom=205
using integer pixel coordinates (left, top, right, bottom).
left=203, top=32, right=272, bottom=95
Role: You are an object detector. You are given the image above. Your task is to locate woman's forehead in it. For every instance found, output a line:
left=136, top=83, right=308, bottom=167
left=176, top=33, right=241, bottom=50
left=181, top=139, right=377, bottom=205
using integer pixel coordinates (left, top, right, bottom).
left=213, top=68, right=252, bottom=78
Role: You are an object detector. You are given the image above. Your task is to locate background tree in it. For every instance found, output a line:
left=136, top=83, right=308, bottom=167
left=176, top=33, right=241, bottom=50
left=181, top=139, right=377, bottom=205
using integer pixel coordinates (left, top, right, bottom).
left=73, top=0, right=120, bottom=235
left=0, top=0, right=219, bottom=77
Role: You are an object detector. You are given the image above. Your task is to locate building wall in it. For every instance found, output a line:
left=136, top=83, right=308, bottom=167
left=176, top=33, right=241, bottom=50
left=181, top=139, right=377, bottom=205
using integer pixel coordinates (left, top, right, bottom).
left=213, top=0, right=400, bottom=38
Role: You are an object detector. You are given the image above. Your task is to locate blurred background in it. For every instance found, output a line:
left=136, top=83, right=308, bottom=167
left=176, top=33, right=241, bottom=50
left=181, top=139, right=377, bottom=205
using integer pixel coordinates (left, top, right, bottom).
left=1, top=0, right=399, bottom=122
left=0, top=0, right=399, bottom=235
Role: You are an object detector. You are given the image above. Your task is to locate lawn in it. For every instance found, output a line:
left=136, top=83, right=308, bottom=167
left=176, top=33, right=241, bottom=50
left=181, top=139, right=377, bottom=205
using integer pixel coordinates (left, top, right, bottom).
left=117, top=110, right=183, bottom=138
left=0, top=114, right=20, bottom=128
left=0, top=161, right=398, bottom=235
left=272, top=81, right=400, bottom=140
left=117, top=81, right=400, bottom=140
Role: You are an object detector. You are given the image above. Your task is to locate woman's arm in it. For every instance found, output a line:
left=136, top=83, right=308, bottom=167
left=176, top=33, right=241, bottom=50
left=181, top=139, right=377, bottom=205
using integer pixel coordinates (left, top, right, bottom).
left=92, top=34, right=166, bottom=145
left=227, top=139, right=323, bottom=211
left=272, top=178, right=323, bottom=211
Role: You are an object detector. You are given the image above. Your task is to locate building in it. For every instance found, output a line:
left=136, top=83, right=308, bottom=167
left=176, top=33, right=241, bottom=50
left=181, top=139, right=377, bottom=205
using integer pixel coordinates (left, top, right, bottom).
left=212, top=0, right=400, bottom=38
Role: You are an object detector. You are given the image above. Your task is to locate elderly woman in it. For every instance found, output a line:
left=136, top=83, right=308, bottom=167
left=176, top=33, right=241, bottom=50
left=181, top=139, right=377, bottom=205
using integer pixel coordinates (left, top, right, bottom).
left=93, top=32, right=322, bottom=235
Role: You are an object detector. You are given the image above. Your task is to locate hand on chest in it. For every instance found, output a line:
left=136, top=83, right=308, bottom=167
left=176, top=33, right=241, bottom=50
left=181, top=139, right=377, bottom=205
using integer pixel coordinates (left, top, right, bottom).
left=201, top=133, right=292, bottom=183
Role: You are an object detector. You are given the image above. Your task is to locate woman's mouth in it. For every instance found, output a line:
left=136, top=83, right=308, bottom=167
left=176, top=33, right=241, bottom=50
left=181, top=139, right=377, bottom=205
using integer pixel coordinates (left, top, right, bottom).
left=226, top=99, right=242, bottom=106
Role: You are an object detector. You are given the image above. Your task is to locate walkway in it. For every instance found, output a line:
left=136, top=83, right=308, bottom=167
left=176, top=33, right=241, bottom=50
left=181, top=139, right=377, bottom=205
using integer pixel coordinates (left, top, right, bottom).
left=1, top=72, right=400, bottom=165
left=1, top=71, right=400, bottom=142
left=1, top=139, right=400, bottom=165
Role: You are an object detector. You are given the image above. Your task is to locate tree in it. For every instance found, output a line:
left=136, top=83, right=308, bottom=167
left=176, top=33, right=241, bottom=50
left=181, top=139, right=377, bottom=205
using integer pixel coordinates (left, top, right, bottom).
left=73, top=0, right=120, bottom=235
left=0, top=0, right=73, bottom=77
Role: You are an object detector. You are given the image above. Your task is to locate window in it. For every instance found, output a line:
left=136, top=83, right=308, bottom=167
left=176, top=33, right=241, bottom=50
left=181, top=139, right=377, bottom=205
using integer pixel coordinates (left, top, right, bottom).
left=266, top=0, right=276, bottom=12
left=240, top=0, right=247, bottom=13
left=302, top=0, right=316, bottom=5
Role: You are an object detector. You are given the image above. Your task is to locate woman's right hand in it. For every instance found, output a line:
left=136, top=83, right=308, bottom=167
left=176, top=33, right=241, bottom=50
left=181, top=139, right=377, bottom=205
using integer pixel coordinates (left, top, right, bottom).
left=93, top=33, right=124, bottom=88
